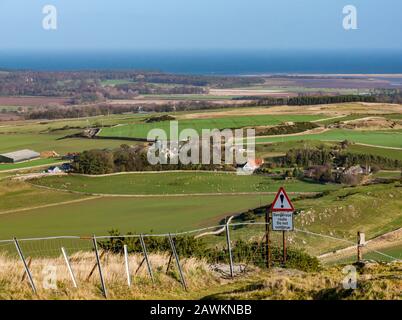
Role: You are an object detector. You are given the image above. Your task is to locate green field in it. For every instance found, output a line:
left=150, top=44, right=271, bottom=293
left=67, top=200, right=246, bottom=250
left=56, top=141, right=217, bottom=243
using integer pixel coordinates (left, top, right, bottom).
left=1, top=179, right=401, bottom=258
left=373, top=171, right=401, bottom=179
left=100, top=79, right=134, bottom=86
left=0, top=114, right=150, bottom=154
left=256, top=129, right=402, bottom=148
left=0, top=181, right=84, bottom=214
left=347, top=144, right=402, bottom=161
left=256, top=140, right=402, bottom=161
left=32, top=172, right=340, bottom=195
left=228, top=182, right=402, bottom=257
left=98, top=114, right=326, bottom=139
left=1, top=103, right=401, bottom=259
left=0, top=193, right=271, bottom=238
left=0, top=158, right=62, bottom=172
left=142, top=94, right=238, bottom=100
left=326, top=243, right=402, bottom=264
left=0, top=133, right=136, bottom=154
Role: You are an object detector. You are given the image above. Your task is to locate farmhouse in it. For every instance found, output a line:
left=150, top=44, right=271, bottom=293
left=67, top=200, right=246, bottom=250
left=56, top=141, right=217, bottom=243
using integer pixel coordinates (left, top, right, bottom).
left=0, top=149, right=40, bottom=163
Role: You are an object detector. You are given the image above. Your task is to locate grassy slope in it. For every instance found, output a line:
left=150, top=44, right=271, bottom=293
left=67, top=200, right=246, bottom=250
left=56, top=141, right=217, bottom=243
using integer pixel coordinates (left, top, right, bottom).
left=0, top=158, right=62, bottom=172
left=0, top=133, right=133, bottom=154
left=32, top=172, right=339, bottom=195
left=224, top=183, right=402, bottom=257
left=98, top=114, right=326, bottom=139
left=0, top=114, right=147, bottom=154
left=0, top=194, right=271, bottom=238
left=0, top=252, right=399, bottom=300
left=256, top=140, right=402, bottom=161
left=290, top=183, right=402, bottom=255
left=0, top=180, right=84, bottom=214
left=256, top=129, right=402, bottom=148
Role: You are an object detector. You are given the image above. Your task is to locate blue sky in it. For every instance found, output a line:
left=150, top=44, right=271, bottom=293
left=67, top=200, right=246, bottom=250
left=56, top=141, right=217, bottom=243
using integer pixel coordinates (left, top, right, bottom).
left=0, top=0, right=401, bottom=51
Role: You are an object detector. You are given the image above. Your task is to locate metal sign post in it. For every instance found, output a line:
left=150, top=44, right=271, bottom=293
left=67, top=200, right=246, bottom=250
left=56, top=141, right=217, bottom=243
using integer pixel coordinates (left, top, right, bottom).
left=265, top=207, right=271, bottom=269
left=282, top=231, right=287, bottom=265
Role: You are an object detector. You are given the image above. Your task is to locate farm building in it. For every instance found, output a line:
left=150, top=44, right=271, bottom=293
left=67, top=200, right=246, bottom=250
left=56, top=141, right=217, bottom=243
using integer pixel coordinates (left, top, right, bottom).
left=0, top=149, right=40, bottom=163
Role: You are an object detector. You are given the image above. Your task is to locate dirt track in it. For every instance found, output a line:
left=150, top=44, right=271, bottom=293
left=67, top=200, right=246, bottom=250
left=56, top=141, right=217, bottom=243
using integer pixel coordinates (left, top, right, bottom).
left=319, top=228, right=402, bottom=263
left=0, top=196, right=101, bottom=216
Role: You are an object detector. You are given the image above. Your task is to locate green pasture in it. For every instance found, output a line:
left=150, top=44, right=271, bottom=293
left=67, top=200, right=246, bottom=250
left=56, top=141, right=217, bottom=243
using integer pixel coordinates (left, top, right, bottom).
left=227, top=182, right=402, bottom=256
left=325, top=243, right=402, bottom=264
left=347, top=144, right=402, bottom=161
left=0, top=180, right=84, bottom=214
left=100, top=79, right=134, bottom=86
left=255, top=129, right=402, bottom=148
left=0, top=133, right=135, bottom=154
left=237, top=85, right=366, bottom=95
left=142, top=94, right=237, bottom=100
left=0, top=193, right=272, bottom=238
left=372, top=171, right=401, bottom=179
left=32, top=172, right=340, bottom=195
left=99, top=114, right=326, bottom=139
left=315, top=114, right=371, bottom=125
left=256, top=140, right=402, bottom=161
left=0, top=158, right=62, bottom=172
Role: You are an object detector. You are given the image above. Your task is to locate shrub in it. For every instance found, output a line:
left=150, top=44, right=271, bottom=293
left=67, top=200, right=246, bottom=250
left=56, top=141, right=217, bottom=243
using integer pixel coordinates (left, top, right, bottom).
left=98, top=230, right=321, bottom=272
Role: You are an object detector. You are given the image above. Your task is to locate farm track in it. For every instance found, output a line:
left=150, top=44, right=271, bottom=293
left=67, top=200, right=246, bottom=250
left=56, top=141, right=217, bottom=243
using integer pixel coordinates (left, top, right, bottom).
left=70, top=170, right=236, bottom=178
left=319, top=227, right=402, bottom=263
left=311, top=115, right=348, bottom=123
left=29, top=183, right=321, bottom=198
left=253, top=127, right=329, bottom=140
left=0, top=161, right=64, bottom=173
left=0, top=196, right=102, bottom=216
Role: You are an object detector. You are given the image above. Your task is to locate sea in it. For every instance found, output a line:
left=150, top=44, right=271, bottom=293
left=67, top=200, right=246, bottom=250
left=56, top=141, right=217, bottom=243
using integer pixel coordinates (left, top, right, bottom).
left=0, top=49, right=401, bottom=75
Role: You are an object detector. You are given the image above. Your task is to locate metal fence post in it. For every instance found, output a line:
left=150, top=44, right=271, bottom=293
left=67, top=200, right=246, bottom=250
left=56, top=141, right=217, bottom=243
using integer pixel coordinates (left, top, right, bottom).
left=168, top=233, right=187, bottom=291
left=139, top=234, right=154, bottom=282
left=92, top=235, right=107, bottom=298
left=14, top=238, right=36, bottom=294
left=225, top=223, right=234, bottom=278
left=61, top=247, right=77, bottom=288
left=123, top=244, right=131, bottom=287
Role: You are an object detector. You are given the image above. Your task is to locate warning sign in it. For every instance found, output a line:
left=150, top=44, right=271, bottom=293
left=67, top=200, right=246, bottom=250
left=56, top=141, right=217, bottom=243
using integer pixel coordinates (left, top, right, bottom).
left=271, top=187, right=295, bottom=231
left=272, top=212, right=293, bottom=231
left=271, top=187, right=295, bottom=212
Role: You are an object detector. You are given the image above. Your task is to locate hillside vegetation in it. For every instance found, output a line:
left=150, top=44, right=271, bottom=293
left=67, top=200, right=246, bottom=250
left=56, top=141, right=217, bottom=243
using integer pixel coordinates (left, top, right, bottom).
left=0, top=252, right=399, bottom=300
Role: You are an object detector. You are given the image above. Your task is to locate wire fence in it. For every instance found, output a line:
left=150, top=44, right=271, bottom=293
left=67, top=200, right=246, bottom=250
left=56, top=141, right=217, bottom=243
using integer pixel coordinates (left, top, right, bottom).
left=0, top=222, right=400, bottom=297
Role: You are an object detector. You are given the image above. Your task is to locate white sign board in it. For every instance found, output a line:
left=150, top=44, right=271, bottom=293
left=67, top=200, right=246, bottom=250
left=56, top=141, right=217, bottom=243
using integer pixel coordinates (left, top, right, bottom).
left=272, top=212, right=294, bottom=231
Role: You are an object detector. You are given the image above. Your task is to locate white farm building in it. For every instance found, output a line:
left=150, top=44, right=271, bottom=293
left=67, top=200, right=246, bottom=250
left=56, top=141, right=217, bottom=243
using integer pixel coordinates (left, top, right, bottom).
left=0, top=149, right=40, bottom=163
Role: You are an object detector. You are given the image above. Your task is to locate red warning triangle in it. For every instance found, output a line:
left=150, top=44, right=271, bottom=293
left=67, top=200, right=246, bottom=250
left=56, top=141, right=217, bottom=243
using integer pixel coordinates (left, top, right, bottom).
left=271, top=187, right=295, bottom=211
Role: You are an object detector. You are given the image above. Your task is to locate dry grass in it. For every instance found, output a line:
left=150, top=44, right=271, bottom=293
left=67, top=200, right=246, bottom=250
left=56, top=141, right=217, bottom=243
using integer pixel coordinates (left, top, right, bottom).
left=180, top=103, right=402, bottom=120
left=0, top=251, right=222, bottom=300
left=0, top=252, right=400, bottom=300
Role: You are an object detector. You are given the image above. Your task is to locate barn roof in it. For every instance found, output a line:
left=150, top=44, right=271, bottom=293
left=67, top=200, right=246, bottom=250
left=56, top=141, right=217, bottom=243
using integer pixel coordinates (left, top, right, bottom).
left=0, top=149, right=40, bottom=162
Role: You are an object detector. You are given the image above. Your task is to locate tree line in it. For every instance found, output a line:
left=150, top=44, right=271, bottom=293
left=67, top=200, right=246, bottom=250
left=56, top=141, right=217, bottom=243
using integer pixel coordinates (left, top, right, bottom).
left=277, top=146, right=401, bottom=170
left=234, top=94, right=377, bottom=105
left=72, top=145, right=232, bottom=175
